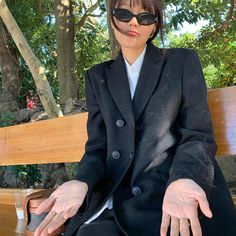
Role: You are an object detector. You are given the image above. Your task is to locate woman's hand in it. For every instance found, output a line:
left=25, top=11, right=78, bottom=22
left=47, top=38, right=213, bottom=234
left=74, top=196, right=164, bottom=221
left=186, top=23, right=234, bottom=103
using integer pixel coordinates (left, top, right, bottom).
left=160, top=179, right=212, bottom=236
left=34, top=180, right=88, bottom=236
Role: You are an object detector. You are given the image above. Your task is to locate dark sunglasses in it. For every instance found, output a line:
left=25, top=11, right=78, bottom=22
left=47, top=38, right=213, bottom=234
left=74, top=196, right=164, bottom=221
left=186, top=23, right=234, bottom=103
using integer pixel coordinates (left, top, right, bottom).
left=111, top=8, right=158, bottom=26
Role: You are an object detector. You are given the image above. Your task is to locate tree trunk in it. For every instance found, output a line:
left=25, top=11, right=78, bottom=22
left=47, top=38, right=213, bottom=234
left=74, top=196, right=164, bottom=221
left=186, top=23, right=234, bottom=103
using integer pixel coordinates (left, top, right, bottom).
left=54, top=0, right=78, bottom=106
left=0, top=19, right=21, bottom=98
left=0, top=0, right=63, bottom=118
left=105, top=0, right=119, bottom=59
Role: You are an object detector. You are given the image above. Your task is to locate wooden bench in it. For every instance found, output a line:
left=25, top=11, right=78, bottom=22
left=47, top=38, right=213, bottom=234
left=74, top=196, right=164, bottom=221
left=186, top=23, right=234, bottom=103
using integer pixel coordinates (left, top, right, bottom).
left=0, top=86, right=236, bottom=235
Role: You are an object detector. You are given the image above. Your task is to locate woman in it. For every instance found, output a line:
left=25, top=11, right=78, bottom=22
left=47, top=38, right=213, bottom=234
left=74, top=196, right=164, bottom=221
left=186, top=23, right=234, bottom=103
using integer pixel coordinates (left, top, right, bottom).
left=35, top=0, right=236, bottom=235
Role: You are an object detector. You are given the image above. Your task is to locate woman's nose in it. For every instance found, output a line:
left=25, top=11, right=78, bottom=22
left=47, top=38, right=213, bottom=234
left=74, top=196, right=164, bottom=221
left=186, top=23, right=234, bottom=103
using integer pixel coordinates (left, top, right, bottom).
left=129, top=16, right=139, bottom=26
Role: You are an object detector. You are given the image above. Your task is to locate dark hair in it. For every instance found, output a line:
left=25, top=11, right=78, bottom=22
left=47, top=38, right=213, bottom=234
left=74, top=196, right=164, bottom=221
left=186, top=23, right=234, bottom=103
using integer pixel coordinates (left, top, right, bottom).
left=109, top=0, right=164, bottom=43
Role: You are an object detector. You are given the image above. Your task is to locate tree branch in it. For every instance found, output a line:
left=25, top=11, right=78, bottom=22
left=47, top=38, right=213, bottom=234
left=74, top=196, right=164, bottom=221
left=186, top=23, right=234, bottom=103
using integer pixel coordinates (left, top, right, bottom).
left=197, top=0, right=235, bottom=43
left=0, top=0, right=63, bottom=118
left=228, top=0, right=235, bottom=20
left=76, top=0, right=103, bottom=30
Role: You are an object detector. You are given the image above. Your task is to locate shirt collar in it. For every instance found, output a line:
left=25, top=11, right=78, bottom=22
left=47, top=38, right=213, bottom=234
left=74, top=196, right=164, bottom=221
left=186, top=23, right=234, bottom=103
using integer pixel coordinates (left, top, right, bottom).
left=123, top=45, right=147, bottom=72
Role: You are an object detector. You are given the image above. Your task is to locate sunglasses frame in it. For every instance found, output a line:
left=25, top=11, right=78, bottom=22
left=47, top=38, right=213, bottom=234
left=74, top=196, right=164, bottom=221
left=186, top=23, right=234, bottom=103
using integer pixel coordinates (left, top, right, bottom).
left=111, top=8, right=158, bottom=26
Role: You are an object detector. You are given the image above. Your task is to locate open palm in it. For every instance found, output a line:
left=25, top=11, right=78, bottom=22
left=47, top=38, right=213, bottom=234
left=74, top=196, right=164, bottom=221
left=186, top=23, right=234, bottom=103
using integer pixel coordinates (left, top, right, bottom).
left=161, top=179, right=212, bottom=236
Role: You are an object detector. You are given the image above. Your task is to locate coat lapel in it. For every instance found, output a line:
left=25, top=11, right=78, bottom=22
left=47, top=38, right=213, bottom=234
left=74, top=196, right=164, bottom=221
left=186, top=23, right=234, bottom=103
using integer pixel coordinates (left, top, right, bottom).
left=105, top=53, right=135, bottom=125
left=105, top=43, right=165, bottom=125
left=132, top=43, right=165, bottom=121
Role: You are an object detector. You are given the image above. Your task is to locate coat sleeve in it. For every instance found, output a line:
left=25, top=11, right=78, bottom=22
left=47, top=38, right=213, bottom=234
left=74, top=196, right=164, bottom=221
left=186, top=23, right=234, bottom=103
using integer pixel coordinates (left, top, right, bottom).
left=75, top=71, right=107, bottom=192
left=167, top=49, right=217, bottom=196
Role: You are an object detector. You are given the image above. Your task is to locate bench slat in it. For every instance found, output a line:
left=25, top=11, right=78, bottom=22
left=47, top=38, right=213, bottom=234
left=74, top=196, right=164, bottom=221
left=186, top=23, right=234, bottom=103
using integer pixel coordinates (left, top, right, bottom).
left=208, top=86, right=236, bottom=155
left=0, top=113, right=87, bottom=165
left=0, top=113, right=88, bottom=166
left=0, top=204, right=18, bottom=236
left=0, top=189, right=42, bottom=205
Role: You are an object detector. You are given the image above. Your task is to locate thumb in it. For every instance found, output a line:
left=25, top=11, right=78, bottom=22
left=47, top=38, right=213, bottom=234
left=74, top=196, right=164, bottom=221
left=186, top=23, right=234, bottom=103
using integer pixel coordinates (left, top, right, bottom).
left=36, top=196, right=55, bottom=215
left=197, top=194, right=212, bottom=218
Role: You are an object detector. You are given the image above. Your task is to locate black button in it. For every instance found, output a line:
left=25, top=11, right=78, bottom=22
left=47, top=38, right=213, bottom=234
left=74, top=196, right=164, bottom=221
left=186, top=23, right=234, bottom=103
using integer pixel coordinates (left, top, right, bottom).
left=129, top=152, right=134, bottom=159
left=132, top=186, right=142, bottom=196
left=116, top=119, right=125, bottom=128
left=112, top=151, right=120, bottom=159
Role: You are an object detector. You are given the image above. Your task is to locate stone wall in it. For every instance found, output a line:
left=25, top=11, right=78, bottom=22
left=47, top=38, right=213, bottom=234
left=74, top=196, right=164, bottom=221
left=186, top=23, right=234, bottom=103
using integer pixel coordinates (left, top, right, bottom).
left=216, top=155, right=236, bottom=194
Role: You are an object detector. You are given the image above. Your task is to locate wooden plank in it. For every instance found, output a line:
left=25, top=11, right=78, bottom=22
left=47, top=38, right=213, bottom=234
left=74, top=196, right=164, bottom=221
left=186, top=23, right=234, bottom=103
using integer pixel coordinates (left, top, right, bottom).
left=208, top=86, right=236, bottom=155
left=0, top=188, right=42, bottom=205
left=0, top=189, right=18, bottom=205
left=0, top=113, right=88, bottom=166
left=0, top=204, right=22, bottom=236
left=233, top=195, right=236, bottom=206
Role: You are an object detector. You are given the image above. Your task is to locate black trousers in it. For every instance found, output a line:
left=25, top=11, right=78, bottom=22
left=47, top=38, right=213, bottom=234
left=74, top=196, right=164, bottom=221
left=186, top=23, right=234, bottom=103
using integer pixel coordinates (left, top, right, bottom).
left=76, top=209, right=126, bottom=236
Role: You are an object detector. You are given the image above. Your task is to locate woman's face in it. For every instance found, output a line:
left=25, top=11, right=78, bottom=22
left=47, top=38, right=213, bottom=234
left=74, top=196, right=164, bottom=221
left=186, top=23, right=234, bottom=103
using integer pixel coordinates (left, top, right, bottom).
left=111, top=1, right=157, bottom=50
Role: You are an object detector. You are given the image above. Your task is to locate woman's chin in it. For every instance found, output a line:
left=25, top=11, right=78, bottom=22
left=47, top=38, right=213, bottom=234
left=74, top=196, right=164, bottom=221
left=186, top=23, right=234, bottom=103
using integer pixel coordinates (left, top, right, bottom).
left=120, top=40, right=146, bottom=50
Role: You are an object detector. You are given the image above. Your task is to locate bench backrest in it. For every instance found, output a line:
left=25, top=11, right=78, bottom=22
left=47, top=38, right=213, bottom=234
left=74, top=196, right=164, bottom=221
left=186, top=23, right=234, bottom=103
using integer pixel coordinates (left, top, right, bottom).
left=0, top=112, right=87, bottom=166
left=0, top=86, right=236, bottom=166
left=208, top=86, right=236, bottom=155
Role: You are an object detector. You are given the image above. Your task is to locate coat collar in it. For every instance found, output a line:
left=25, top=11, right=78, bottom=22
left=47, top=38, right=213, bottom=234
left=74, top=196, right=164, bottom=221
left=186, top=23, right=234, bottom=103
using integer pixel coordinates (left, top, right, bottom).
left=105, top=43, right=165, bottom=124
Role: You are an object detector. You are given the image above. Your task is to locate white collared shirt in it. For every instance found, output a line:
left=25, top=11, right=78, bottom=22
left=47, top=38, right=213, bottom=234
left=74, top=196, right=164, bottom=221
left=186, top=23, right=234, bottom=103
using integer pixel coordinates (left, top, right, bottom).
left=84, top=45, right=147, bottom=224
left=124, top=45, right=147, bottom=100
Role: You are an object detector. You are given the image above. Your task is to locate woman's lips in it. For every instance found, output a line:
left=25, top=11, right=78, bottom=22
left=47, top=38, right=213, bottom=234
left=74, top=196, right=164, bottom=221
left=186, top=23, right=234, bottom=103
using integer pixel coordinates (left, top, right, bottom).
left=126, top=30, right=140, bottom=37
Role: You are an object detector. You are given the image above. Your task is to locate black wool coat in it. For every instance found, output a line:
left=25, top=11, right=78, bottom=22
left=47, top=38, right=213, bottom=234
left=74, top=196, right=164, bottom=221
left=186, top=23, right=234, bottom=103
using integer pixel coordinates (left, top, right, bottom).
left=65, top=43, right=236, bottom=236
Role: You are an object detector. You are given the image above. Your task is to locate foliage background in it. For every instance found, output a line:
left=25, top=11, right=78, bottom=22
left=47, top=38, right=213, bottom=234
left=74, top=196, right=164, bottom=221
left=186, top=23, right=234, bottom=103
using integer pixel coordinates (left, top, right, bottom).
left=1, top=0, right=235, bottom=103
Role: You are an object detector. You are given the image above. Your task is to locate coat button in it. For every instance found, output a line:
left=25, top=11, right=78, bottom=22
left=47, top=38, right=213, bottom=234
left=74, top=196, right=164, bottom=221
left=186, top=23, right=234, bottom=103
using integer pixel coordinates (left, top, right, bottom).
left=116, top=119, right=125, bottom=128
left=132, top=186, right=142, bottom=196
left=112, top=151, right=120, bottom=159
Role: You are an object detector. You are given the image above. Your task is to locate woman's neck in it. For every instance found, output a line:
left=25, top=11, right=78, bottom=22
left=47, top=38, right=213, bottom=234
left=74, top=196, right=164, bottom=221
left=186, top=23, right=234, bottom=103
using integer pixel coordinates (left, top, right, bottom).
left=121, top=45, right=146, bottom=65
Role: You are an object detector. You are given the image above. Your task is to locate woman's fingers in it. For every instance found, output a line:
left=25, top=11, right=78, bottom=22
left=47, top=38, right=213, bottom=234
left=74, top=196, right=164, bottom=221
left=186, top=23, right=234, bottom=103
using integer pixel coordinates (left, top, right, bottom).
left=36, top=196, right=55, bottom=215
left=160, top=213, right=202, bottom=236
left=189, top=215, right=202, bottom=236
left=180, top=218, right=190, bottom=236
left=160, top=212, right=170, bottom=236
left=161, top=214, right=192, bottom=236
left=47, top=212, right=66, bottom=234
left=170, top=216, right=179, bottom=236
left=34, top=211, right=57, bottom=236
left=34, top=210, right=69, bottom=236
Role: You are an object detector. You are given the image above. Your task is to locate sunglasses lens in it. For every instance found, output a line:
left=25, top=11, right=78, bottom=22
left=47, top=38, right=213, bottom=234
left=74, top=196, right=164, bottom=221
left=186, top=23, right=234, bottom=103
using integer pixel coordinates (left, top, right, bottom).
left=112, top=9, right=157, bottom=26
left=113, top=9, right=133, bottom=22
left=138, top=14, right=157, bottom=25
